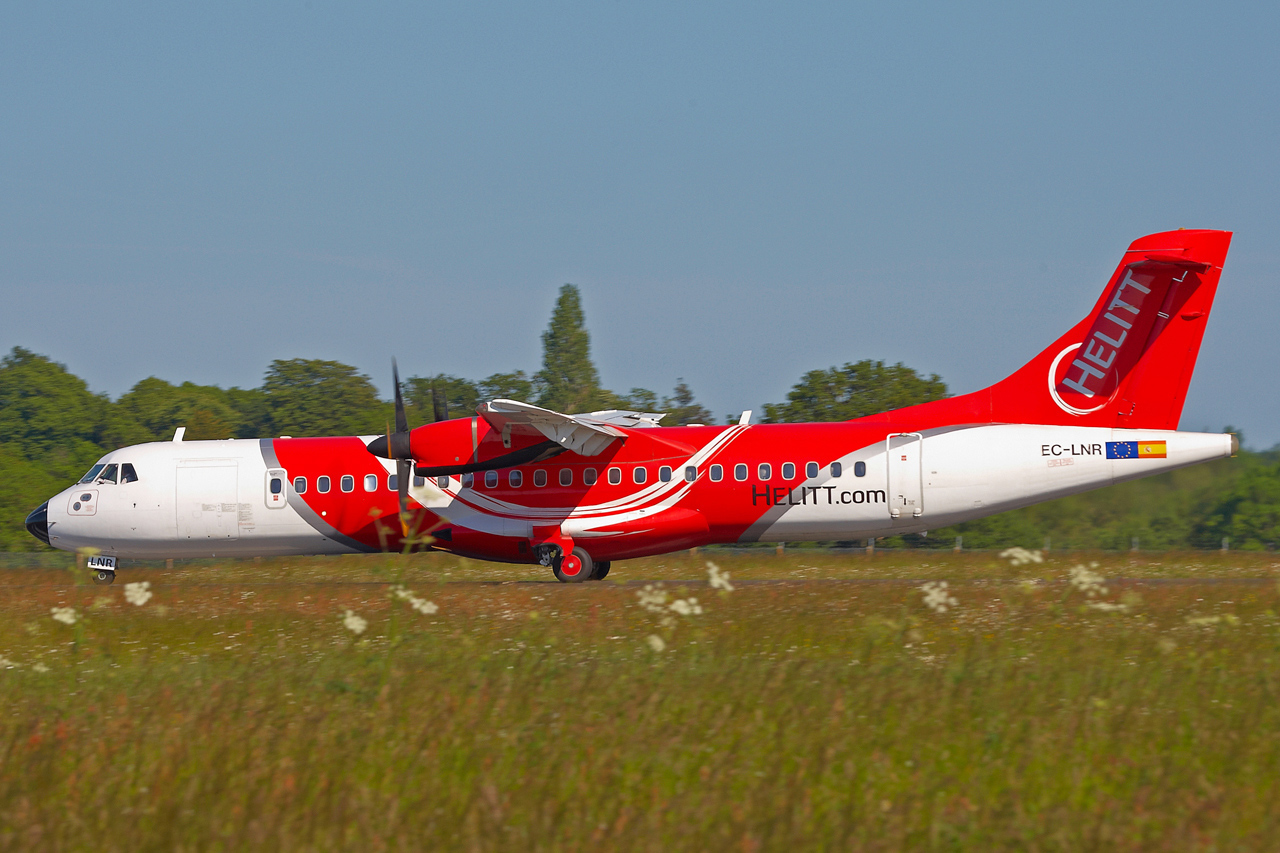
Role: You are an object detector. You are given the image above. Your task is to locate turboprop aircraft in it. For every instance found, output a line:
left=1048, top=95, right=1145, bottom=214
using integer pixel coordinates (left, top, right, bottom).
left=27, top=229, right=1237, bottom=584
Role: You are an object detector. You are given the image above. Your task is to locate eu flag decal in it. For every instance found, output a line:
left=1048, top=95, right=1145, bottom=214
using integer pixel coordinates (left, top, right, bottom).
left=1106, top=441, right=1137, bottom=459
left=1107, top=440, right=1168, bottom=459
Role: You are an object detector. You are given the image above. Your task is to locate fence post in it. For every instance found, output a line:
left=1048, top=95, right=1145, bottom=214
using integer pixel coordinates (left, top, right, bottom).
left=953, top=536, right=962, bottom=553
left=1222, top=537, right=1230, bottom=552
left=866, top=537, right=875, bottom=556
left=1131, top=536, right=1139, bottom=552
left=775, top=543, right=785, bottom=557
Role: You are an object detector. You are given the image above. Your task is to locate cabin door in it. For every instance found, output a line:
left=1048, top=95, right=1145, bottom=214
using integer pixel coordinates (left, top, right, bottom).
left=886, top=433, right=924, bottom=519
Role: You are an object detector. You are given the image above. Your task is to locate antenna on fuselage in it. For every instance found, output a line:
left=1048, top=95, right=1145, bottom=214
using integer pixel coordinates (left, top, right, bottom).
left=172, top=427, right=186, bottom=442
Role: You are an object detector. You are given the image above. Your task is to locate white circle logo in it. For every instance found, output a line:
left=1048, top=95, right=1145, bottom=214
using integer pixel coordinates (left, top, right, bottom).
left=1047, top=343, right=1109, bottom=416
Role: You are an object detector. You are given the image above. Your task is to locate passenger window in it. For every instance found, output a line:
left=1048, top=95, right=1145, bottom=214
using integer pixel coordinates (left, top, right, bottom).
left=559, top=469, right=572, bottom=487
left=509, top=470, right=523, bottom=487
left=633, top=467, right=647, bottom=485
left=363, top=474, right=377, bottom=492
left=758, top=463, right=772, bottom=480
left=461, top=473, right=474, bottom=488
left=388, top=474, right=398, bottom=491
left=831, top=462, right=843, bottom=478
left=659, top=466, right=673, bottom=482
left=710, top=464, right=723, bottom=482
left=854, top=461, right=867, bottom=477
left=270, top=477, right=283, bottom=495
left=608, top=467, right=621, bottom=485
left=120, top=463, right=139, bottom=483
left=734, top=463, right=747, bottom=481
left=485, top=470, right=498, bottom=488
left=534, top=469, right=548, bottom=487
left=806, top=462, right=819, bottom=479
left=99, top=464, right=119, bottom=484
left=414, top=475, right=426, bottom=487
left=341, top=475, right=355, bottom=493
left=436, top=476, right=449, bottom=489
left=318, top=476, right=331, bottom=494
left=684, top=466, right=696, bottom=482
left=782, top=462, right=795, bottom=480
left=582, top=468, right=596, bottom=486
left=294, top=476, right=307, bottom=494
left=79, top=464, right=106, bottom=484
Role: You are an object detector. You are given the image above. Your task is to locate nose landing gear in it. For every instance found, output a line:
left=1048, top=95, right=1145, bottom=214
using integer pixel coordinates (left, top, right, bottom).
left=92, top=569, right=115, bottom=586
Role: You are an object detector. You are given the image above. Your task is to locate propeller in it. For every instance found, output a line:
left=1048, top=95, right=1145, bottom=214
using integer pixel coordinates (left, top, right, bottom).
left=376, top=360, right=413, bottom=537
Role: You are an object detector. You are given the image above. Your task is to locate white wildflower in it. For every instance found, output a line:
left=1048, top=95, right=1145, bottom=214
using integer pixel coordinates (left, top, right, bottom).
left=124, top=581, right=153, bottom=607
left=668, top=598, right=703, bottom=616
left=0, top=655, right=20, bottom=669
left=51, top=607, right=78, bottom=625
left=1186, top=614, right=1239, bottom=627
left=391, top=585, right=438, bottom=615
left=1086, top=601, right=1128, bottom=613
left=32, top=662, right=49, bottom=673
left=920, top=581, right=958, bottom=614
left=999, top=547, right=1044, bottom=566
left=410, top=598, right=438, bottom=615
left=707, top=561, right=735, bottom=592
left=636, top=584, right=669, bottom=614
left=645, top=634, right=666, bottom=653
left=1068, top=563, right=1107, bottom=597
left=342, top=610, right=368, bottom=635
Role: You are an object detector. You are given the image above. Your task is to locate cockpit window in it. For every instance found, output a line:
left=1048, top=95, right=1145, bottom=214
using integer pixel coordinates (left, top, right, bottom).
left=79, top=464, right=106, bottom=484
left=120, top=463, right=139, bottom=483
left=98, top=464, right=119, bottom=484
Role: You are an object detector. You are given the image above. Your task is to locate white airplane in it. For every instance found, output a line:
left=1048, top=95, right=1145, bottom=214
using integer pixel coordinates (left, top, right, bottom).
left=27, top=229, right=1236, bottom=584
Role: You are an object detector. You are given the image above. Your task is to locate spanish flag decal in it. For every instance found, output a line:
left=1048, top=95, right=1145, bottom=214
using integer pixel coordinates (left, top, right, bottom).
left=1138, top=441, right=1167, bottom=458
left=1106, top=440, right=1168, bottom=459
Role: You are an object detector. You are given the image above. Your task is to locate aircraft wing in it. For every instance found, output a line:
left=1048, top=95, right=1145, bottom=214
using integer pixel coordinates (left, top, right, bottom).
left=477, top=399, right=665, bottom=456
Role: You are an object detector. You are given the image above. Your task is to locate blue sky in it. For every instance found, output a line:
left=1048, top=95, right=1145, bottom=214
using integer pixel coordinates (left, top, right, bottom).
left=3, top=2, right=1278, bottom=445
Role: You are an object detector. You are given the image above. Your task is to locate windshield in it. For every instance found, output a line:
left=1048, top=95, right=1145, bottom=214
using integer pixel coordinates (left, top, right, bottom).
left=78, top=464, right=106, bottom=484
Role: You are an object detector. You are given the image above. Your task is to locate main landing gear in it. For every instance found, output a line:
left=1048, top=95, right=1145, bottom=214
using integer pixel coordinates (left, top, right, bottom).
left=537, top=545, right=611, bottom=583
left=92, top=569, right=115, bottom=586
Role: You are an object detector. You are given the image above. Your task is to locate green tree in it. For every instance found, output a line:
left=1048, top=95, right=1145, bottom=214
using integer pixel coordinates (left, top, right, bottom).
left=661, top=379, right=715, bottom=426
left=1192, top=460, right=1280, bottom=550
left=764, top=360, right=948, bottom=423
left=109, top=377, right=242, bottom=444
left=478, top=371, right=535, bottom=404
left=535, top=284, right=610, bottom=413
left=0, top=347, right=108, bottom=480
left=262, top=359, right=387, bottom=437
left=404, top=374, right=480, bottom=423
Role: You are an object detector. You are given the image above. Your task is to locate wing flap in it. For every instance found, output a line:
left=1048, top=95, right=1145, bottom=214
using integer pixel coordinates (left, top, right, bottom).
left=477, top=399, right=665, bottom=456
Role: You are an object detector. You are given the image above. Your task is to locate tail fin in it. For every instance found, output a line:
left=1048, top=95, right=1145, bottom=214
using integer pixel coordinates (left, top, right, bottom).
left=978, top=229, right=1232, bottom=429
left=887, top=230, right=1233, bottom=431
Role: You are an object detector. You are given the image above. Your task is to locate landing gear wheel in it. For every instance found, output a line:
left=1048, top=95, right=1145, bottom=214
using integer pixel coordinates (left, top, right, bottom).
left=553, top=547, right=593, bottom=584
left=92, top=570, right=115, bottom=586
left=590, top=560, right=612, bottom=581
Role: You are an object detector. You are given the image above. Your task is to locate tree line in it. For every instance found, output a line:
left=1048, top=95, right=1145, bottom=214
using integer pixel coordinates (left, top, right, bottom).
left=2, top=285, right=1276, bottom=551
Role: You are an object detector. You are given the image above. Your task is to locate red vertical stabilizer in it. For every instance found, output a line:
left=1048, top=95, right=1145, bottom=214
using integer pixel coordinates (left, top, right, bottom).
left=878, top=229, right=1232, bottom=431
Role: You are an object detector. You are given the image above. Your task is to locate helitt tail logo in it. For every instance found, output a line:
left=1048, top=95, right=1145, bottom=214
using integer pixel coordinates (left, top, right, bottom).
left=1049, top=267, right=1163, bottom=416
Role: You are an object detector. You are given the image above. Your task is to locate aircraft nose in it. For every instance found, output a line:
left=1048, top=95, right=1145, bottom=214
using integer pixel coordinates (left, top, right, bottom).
left=25, top=501, right=50, bottom=546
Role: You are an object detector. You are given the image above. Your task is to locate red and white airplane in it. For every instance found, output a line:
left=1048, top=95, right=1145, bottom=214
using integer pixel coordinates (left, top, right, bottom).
left=28, top=229, right=1236, bottom=584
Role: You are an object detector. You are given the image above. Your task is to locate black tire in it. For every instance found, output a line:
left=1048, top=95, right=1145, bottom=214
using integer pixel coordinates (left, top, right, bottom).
left=92, top=570, right=115, bottom=586
left=552, top=547, right=593, bottom=583
left=590, top=560, right=612, bottom=580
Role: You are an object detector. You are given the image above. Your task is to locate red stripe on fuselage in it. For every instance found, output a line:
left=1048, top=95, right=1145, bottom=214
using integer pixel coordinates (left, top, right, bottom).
left=269, top=422, right=897, bottom=561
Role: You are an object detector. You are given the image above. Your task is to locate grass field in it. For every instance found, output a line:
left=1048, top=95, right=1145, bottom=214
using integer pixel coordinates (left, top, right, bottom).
left=3, top=550, right=1280, bottom=851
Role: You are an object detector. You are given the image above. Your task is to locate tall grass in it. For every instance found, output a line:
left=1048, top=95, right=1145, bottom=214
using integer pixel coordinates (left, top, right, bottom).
left=3, top=552, right=1280, bottom=850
